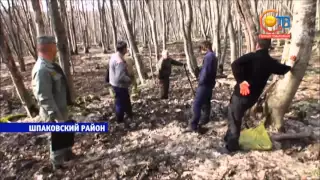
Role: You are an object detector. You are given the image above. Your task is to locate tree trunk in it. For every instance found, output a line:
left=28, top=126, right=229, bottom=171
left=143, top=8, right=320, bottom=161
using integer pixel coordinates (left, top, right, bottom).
left=317, top=0, right=320, bottom=31
left=228, top=5, right=237, bottom=64
left=144, top=0, right=160, bottom=69
left=13, top=0, right=37, bottom=60
left=31, top=0, right=45, bottom=36
left=80, top=0, right=89, bottom=53
left=49, top=0, right=75, bottom=102
left=138, top=0, right=147, bottom=48
left=109, top=0, right=117, bottom=52
left=212, top=0, right=221, bottom=59
left=250, top=0, right=259, bottom=32
left=177, top=0, right=198, bottom=77
left=161, top=0, right=167, bottom=50
left=98, top=0, right=108, bottom=53
left=119, top=0, right=147, bottom=84
left=264, top=0, right=317, bottom=130
left=69, top=0, right=78, bottom=54
left=237, top=16, right=243, bottom=56
left=0, top=1, right=26, bottom=71
left=236, top=0, right=258, bottom=52
left=59, top=0, right=73, bottom=56
left=0, top=20, right=37, bottom=118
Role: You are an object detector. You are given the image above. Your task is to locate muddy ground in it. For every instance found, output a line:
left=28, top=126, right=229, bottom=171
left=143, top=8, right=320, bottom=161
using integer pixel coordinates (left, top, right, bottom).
left=0, top=42, right=319, bottom=180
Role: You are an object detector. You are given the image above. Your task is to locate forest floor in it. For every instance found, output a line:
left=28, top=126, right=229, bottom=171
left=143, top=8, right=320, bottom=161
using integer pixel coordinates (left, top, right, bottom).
left=0, top=42, right=319, bottom=180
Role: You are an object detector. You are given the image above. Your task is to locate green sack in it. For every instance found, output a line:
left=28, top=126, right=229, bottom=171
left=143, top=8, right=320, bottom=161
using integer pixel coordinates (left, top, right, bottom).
left=239, top=121, right=273, bottom=151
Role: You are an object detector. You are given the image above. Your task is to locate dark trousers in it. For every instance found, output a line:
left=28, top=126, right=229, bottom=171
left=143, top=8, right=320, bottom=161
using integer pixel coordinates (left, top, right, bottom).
left=112, top=86, right=133, bottom=122
left=190, top=86, right=212, bottom=129
left=159, top=78, right=170, bottom=99
left=51, top=120, right=75, bottom=151
left=225, top=93, right=257, bottom=151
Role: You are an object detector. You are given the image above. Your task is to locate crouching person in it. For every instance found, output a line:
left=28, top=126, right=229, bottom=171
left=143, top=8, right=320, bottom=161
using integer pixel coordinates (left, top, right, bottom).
left=157, top=50, right=185, bottom=99
left=32, top=36, right=76, bottom=170
left=109, top=41, right=133, bottom=124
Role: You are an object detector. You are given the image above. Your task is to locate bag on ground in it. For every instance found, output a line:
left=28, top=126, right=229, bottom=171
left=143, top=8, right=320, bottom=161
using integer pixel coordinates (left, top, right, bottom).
left=239, top=120, right=273, bottom=151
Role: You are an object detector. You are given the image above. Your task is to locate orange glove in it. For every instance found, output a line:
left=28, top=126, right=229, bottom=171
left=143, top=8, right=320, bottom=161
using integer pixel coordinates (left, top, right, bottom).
left=240, top=81, right=250, bottom=96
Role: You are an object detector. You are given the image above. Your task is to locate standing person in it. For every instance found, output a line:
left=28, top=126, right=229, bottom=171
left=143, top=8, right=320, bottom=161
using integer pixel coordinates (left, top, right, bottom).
left=32, top=36, right=76, bottom=170
left=157, top=50, right=185, bottom=99
left=186, top=41, right=218, bottom=132
left=224, top=38, right=297, bottom=152
left=109, top=41, right=133, bottom=124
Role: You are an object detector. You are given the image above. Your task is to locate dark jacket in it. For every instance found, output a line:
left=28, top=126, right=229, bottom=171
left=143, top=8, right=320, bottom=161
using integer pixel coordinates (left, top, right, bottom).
left=158, top=58, right=183, bottom=79
left=231, top=49, right=291, bottom=98
left=198, top=51, right=218, bottom=88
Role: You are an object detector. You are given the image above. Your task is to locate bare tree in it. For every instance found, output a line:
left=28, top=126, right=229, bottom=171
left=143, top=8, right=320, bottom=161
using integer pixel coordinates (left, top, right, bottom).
left=228, top=1, right=237, bottom=64
left=109, top=0, right=117, bottom=51
left=177, top=0, right=198, bottom=77
left=250, top=0, right=259, bottom=32
left=69, top=0, right=78, bottom=54
left=0, top=17, right=36, bottom=118
left=264, top=0, right=317, bottom=130
left=98, top=0, right=108, bottom=53
left=211, top=0, right=221, bottom=60
left=118, top=0, right=147, bottom=84
left=0, top=0, right=26, bottom=71
left=144, top=0, right=160, bottom=69
left=160, top=0, right=167, bottom=50
left=14, top=0, right=37, bottom=60
left=79, top=0, right=89, bottom=53
left=236, top=0, right=258, bottom=52
left=218, top=1, right=230, bottom=75
left=31, top=0, right=45, bottom=36
left=49, top=0, right=75, bottom=102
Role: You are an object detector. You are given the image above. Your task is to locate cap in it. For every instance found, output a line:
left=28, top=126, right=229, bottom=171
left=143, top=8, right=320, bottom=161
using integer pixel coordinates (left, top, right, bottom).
left=37, top=35, right=56, bottom=45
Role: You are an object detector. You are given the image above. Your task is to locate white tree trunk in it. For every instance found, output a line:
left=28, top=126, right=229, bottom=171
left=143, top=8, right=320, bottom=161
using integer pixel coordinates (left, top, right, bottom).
left=212, top=0, right=221, bottom=59
left=227, top=2, right=237, bottom=64
left=317, top=0, right=320, bottom=30
left=144, top=0, right=160, bottom=70
left=109, top=0, right=117, bottom=52
left=265, top=0, right=317, bottom=130
left=177, top=0, right=198, bottom=77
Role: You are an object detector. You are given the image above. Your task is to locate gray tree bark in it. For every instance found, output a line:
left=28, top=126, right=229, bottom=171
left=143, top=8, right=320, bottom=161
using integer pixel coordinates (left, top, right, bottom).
left=119, top=0, right=147, bottom=84
left=49, top=0, right=75, bottom=102
left=177, top=0, right=198, bottom=77
left=264, top=0, right=317, bottom=130
left=0, top=19, right=37, bottom=118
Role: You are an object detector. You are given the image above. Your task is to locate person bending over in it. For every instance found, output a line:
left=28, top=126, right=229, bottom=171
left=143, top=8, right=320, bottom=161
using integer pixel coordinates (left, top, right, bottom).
left=224, top=38, right=297, bottom=152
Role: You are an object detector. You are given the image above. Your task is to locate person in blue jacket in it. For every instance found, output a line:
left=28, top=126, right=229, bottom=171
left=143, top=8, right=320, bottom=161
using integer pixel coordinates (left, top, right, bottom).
left=186, top=41, right=218, bottom=132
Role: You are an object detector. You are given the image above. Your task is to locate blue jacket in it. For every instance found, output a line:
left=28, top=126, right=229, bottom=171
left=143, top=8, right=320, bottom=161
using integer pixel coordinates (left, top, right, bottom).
left=198, top=51, right=218, bottom=88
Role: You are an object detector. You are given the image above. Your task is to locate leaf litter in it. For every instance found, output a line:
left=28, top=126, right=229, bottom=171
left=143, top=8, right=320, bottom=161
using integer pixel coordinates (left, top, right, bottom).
left=0, top=46, right=319, bottom=179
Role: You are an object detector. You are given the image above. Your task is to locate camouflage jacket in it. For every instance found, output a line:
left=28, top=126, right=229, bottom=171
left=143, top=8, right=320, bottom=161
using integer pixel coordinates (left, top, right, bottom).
left=31, top=57, right=69, bottom=121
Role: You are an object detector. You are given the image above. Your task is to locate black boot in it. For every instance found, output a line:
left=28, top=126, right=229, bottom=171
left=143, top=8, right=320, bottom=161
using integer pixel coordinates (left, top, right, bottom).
left=225, top=137, right=240, bottom=152
left=224, top=130, right=231, bottom=142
